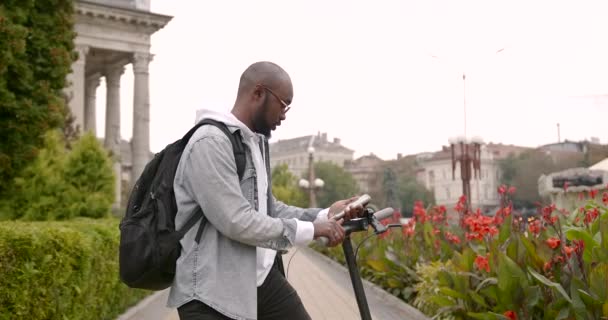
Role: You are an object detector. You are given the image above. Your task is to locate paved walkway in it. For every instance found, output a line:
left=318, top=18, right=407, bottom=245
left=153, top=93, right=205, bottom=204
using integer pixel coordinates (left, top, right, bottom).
left=118, top=247, right=429, bottom=320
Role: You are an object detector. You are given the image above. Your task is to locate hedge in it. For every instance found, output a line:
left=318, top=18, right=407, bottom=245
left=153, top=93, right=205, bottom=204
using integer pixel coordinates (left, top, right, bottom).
left=0, top=218, right=150, bottom=320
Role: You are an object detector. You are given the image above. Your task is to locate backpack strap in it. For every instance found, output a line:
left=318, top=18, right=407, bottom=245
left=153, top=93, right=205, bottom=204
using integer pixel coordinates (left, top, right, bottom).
left=181, top=119, right=247, bottom=243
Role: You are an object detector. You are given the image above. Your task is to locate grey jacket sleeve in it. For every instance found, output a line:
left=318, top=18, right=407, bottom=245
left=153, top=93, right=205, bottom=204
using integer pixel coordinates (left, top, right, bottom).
left=180, top=135, right=296, bottom=250
left=272, top=196, right=322, bottom=222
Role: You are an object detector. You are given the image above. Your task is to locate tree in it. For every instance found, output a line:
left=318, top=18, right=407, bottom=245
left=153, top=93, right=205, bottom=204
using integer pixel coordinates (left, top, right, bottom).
left=0, top=131, right=114, bottom=221
left=499, top=150, right=583, bottom=208
left=271, top=164, right=308, bottom=207
left=397, top=175, right=435, bottom=217
left=313, top=162, right=360, bottom=208
left=382, top=167, right=400, bottom=210
left=0, top=0, right=76, bottom=196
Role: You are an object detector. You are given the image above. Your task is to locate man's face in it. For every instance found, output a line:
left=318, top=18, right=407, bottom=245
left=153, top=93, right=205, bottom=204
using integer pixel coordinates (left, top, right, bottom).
left=252, top=82, right=292, bottom=137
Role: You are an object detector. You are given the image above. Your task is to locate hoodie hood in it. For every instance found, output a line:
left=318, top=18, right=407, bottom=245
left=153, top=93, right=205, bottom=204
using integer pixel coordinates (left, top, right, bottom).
left=195, top=109, right=259, bottom=141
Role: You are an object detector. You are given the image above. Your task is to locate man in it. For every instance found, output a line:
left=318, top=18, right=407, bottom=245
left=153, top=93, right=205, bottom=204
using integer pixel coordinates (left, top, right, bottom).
left=168, top=61, right=363, bottom=320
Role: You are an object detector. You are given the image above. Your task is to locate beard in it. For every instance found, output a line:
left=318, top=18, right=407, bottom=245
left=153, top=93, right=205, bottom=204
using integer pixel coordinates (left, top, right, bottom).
left=252, top=97, right=272, bottom=137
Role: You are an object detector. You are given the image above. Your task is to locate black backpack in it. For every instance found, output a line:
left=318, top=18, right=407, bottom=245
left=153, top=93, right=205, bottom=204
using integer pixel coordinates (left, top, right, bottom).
left=119, top=119, right=246, bottom=290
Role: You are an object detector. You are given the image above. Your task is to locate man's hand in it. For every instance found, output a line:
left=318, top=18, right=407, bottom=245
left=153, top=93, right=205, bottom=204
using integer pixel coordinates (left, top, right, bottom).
left=328, top=196, right=366, bottom=221
left=313, top=220, right=345, bottom=247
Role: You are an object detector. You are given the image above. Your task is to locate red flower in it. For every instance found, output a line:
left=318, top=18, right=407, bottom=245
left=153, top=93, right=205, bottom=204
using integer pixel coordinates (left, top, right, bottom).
left=584, top=208, right=600, bottom=224
left=508, top=186, right=516, bottom=195
left=590, top=189, right=598, bottom=199
left=543, top=261, right=552, bottom=271
left=528, top=220, right=541, bottom=235
left=578, top=192, right=585, bottom=201
left=504, top=310, right=517, bottom=320
left=475, top=255, right=490, bottom=273
left=444, top=231, right=461, bottom=244
left=541, top=205, right=557, bottom=225
left=546, top=237, right=561, bottom=249
left=602, top=192, right=608, bottom=205
left=563, top=246, right=574, bottom=258
left=498, top=185, right=507, bottom=195
left=573, top=239, right=585, bottom=255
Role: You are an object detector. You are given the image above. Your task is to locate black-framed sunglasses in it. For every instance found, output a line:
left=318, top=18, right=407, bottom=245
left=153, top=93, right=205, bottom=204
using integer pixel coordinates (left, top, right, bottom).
left=259, top=84, right=291, bottom=114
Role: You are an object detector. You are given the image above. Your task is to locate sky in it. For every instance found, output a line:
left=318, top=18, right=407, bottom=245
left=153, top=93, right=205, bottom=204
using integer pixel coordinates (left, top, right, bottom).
left=94, top=0, right=608, bottom=160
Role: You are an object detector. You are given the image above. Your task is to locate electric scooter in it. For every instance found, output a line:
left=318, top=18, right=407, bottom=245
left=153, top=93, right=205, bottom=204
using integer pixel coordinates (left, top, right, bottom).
left=319, top=194, right=401, bottom=320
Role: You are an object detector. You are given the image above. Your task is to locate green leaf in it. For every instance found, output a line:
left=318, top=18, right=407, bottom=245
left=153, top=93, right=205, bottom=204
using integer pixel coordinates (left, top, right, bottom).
left=528, top=268, right=572, bottom=303
left=589, top=262, right=608, bottom=301
left=524, top=285, right=541, bottom=309
left=577, top=289, right=600, bottom=307
left=476, top=277, right=498, bottom=292
left=428, top=295, right=456, bottom=307
left=366, top=260, right=387, bottom=272
left=386, top=278, right=401, bottom=288
left=439, top=287, right=467, bottom=300
left=498, top=252, right=527, bottom=293
left=556, top=306, right=570, bottom=320
left=520, top=234, right=543, bottom=269
left=499, top=214, right=512, bottom=244
left=570, top=277, right=591, bottom=320
left=469, top=291, right=489, bottom=308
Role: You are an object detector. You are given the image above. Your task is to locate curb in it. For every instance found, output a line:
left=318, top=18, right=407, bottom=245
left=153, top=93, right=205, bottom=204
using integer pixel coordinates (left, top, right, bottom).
left=116, top=290, right=171, bottom=320
left=301, top=246, right=430, bottom=320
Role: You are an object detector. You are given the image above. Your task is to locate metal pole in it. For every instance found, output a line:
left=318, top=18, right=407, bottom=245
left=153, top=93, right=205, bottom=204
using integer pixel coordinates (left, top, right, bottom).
left=463, top=73, right=467, bottom=139
left=342, top=235, right=372, bottom=320
left=308, top=152, right=317, bottom=208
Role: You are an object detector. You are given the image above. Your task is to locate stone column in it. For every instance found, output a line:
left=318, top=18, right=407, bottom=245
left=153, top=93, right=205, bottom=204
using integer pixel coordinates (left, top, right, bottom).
left=84, top=74, right=101, bottom=135
left=104, top=65, right=125, bottom=210
left=131, top=52, right=153, bottom=182
left=66, top=45, right=89, bottom=131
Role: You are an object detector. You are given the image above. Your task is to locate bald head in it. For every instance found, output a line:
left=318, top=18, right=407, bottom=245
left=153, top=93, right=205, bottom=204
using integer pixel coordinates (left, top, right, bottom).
left=232, top=61, right=293, bottom=137
left=237, top=61, right=292, bottom=97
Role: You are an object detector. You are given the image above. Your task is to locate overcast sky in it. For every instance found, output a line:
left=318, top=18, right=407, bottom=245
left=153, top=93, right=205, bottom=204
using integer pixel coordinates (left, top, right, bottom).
left=95, top=0, right=608, bottom=160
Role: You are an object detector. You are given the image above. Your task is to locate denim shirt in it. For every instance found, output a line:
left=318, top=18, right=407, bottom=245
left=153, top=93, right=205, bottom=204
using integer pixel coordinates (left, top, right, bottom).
left=168, top=118, right=321, bottom=320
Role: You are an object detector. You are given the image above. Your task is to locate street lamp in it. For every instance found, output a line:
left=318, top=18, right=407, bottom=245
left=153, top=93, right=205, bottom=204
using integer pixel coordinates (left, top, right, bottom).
left=449, top=136, right=483, bottom=211
left=299, top=146, right=324, bottom=207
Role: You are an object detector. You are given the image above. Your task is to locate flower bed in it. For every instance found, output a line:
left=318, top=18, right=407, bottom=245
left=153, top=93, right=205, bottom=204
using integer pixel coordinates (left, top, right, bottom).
left=313, top=186, right=608, bottom=319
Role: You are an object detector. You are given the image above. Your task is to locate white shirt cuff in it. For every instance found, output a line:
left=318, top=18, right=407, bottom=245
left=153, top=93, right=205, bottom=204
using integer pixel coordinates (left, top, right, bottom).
left=294, top=220, right=315, bottom=245
left=314, top=208, right=330, bottom=222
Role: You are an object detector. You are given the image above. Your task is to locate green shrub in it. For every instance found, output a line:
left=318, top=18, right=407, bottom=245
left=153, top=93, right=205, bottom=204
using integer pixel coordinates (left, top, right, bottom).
left=0, top=218, right=149, bottom=320
left=0, top=131, right=115, bottom=221
left=63, top=132, right=115, bottom=218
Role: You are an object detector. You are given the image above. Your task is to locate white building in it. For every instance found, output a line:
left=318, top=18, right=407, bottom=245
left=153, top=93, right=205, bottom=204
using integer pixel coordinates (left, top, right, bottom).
left=269, top=132, right=354, bottom=178
left=416, top=143, right=530, bottom=213
left=66, top=0, right=171, bottom=208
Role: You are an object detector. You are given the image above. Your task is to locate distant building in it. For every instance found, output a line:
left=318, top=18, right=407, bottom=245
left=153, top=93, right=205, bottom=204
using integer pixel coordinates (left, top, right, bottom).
left=416, top=143, right=531, bottom=213
left=269, top=132, right=354, bottom=178
left=344, top=153, right=385, bottom=194
left=538, top=158, right=608, bottom=211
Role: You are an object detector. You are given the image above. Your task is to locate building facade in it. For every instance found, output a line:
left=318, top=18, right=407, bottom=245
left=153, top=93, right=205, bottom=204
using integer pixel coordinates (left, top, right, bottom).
left=416, top=143, right=530, bottom=213
left=66, top=0, right=171, bottom=208
left=269, top=132, right=354, bottom=178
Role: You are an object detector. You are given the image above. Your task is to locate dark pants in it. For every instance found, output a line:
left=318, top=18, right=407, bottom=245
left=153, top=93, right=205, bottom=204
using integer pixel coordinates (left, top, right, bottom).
left=177, top=262, right=310, bottom=320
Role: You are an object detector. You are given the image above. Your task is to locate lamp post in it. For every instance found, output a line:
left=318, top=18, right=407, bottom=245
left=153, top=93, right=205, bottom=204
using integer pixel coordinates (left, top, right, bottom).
left=449, top=136, right=483, bottom=211
left=298, top=147, right=324, bottom=207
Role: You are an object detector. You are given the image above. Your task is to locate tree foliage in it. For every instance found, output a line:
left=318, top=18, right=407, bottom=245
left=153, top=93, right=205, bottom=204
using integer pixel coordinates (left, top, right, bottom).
left=314, top=161, right=360, bottom=208
left=271, top=164, right=308, bottom=208
left=0, top=0, right=76, bottom=196
left=0, top=131, right=115, bottom=221
left=499, top=150, right=583, bottom=208
left=397, top=175, right=435, bottom=217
